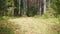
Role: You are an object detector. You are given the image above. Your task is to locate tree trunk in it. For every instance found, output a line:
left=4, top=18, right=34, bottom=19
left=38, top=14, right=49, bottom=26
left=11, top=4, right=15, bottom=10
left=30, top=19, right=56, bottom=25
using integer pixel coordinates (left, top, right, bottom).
left=12, top=0, right=14, bottom=16
left=18, top=0, right=21, bottom=15
left=23, top=0, right=27, bottom=16
left=39, top=0, right=42, bottom=15
left=44, top=0, right=46, bottom=14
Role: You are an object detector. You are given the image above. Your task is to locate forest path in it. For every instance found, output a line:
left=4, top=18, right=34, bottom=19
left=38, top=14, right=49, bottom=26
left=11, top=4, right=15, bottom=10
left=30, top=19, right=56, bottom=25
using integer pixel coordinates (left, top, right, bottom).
left=8, top=17, right=57, bottom=34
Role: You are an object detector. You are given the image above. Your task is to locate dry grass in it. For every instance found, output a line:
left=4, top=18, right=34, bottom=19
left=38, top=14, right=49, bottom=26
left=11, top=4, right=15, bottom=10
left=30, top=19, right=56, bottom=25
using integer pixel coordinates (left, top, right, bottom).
left=8, top=17, right=60, bottom=34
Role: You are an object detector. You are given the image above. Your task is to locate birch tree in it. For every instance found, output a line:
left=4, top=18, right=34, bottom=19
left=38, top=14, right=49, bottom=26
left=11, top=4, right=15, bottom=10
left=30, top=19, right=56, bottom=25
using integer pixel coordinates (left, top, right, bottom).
left=18, top=0, right=21, bottom=15
left=23, top=0, right=27, bottom=15
left=44, top=0, right=46, bottom=14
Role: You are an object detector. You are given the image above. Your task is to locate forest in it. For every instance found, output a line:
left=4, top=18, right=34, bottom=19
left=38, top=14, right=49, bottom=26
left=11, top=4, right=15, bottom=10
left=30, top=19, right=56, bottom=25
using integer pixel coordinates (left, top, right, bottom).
left=0, top=0, right=60, bottom=34
left=0, top=0, right=60, bottom=17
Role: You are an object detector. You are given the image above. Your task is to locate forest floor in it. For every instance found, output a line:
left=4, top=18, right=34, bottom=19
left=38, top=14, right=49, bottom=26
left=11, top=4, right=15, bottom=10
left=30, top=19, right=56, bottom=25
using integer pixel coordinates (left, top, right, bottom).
left=8, top=17, right=60, bottom=34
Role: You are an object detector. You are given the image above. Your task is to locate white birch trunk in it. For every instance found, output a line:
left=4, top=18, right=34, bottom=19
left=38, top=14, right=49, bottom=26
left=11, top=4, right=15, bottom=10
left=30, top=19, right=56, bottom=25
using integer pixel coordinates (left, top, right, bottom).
left=44, top=0, right=46, bottom=14
left=18, top=0, right=21, bottom=15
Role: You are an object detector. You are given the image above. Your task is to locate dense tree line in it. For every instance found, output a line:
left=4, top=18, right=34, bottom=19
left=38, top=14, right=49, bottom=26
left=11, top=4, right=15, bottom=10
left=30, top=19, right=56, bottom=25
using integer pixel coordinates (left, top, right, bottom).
left=0, top=0, right=60, bottom=17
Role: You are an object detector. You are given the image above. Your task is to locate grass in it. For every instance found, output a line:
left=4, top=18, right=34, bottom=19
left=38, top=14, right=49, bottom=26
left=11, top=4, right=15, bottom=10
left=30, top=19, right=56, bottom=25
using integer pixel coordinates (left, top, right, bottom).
left=0, top=20, right=14, bottom=34
left=9, top=17, right=60, bottom=34
left=0, top=16, right=60, bottom=34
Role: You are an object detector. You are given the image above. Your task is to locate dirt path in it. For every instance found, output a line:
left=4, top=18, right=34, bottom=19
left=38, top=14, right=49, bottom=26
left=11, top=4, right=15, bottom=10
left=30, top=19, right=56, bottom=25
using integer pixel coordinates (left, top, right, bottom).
left=8, top=17, right=58, bottom=34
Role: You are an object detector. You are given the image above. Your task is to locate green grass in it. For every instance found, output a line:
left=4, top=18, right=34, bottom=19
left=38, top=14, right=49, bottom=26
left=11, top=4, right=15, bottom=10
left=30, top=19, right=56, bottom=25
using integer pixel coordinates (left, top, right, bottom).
left=0, top=20, right=14, bottom=34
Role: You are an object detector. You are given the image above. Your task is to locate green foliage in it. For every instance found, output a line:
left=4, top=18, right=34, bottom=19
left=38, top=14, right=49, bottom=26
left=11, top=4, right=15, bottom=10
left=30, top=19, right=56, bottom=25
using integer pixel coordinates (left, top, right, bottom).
left=27, top=6, right=36, bottom=16
left=0, top=0, right=6, bottom=10
left=7, top=7, right=14, bottom=16
left=0, top=0, right=13, bottom=16
left=51, top=0, right=60, bottom=14
left=46, top=0, right=60, bottom=18
left=0, top=20, right=14, bottom=34
left=0, top=25, right=13, bottom=34
left=46, top=8, right=57, bottom=18
left=0, top=16, right=4, bottom=20
left=0, top=16, right=12, bottom=20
